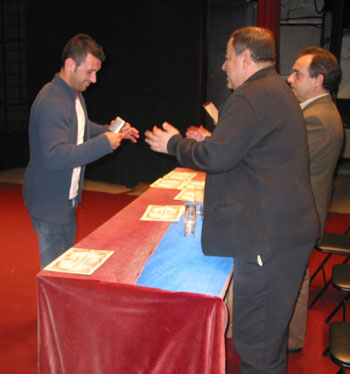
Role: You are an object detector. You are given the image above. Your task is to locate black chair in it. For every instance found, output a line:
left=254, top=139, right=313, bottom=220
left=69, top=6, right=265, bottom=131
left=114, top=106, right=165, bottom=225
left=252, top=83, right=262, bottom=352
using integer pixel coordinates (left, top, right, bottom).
left=327, top=321, right=350, bottom=373
left=309, top=227, right=350, bottom=309
left=326, top=264, right=350, bottom=324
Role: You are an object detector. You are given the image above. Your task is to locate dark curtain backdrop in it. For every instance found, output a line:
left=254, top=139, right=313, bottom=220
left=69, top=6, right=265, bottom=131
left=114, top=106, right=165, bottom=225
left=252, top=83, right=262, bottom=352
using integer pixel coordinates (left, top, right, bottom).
left=204, top=0, right=257, bottom=132
left=26, top=0, right=257, bottom=187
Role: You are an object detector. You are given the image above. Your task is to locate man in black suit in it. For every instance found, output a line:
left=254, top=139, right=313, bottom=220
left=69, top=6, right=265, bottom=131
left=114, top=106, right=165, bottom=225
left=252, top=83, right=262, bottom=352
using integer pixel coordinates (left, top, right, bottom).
left=145, top=27, right=319, bottom=373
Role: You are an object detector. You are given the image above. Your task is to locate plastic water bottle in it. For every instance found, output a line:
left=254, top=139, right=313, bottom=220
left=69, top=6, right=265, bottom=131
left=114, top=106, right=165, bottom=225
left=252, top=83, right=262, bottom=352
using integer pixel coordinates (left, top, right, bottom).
left=184, top=203, right=196, bottom=237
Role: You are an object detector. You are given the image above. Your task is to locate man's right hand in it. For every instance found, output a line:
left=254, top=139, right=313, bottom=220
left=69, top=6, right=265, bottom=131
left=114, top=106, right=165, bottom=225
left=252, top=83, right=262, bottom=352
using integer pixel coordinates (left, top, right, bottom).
left=104, top=131, right=124, bottom=150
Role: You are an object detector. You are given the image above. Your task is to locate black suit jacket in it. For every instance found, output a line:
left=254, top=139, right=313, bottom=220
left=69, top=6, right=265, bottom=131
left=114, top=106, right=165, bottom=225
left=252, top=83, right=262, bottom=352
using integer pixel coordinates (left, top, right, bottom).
left=168, top=66, right=319, bottom=258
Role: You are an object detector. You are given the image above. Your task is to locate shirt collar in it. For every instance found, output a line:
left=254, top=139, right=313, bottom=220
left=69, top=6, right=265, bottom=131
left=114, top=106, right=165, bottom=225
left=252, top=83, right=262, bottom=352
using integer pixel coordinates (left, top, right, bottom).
left=300, top=93, right=329, bottom=110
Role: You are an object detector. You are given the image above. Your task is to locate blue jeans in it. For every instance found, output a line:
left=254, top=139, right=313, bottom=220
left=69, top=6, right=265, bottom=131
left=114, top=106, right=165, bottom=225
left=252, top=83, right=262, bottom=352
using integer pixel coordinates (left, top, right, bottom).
left=31, top=212, right=77, bottom=269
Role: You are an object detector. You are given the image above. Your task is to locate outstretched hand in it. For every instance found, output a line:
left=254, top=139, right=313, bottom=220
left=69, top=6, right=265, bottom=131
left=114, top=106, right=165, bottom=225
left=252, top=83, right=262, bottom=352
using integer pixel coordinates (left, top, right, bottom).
left=145, top=122, right=180, bottom=154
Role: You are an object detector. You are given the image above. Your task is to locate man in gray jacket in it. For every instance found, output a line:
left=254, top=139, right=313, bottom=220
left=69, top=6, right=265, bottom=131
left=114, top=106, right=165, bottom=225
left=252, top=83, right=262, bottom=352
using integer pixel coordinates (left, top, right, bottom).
left=287, top=46, right=343, bottom=353
left=23, top=34, right=139, bottom=268
left=145, top=27, right=319, bottom=373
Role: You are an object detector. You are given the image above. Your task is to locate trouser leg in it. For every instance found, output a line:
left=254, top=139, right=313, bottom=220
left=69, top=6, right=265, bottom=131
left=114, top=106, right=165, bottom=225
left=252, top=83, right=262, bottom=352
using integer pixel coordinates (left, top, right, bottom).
left=31, top=214, right=77, bottom=269
left=232, top=242, right=314, bottom=374
left=287, top=266, right=310, bottom=350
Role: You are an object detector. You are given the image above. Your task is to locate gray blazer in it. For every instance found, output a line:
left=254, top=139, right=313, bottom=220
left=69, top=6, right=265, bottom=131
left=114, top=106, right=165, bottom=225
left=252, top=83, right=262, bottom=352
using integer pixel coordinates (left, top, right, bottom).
left=305, top=94, right=344, bottom=237
left=168, top=66, right=319, bottom=258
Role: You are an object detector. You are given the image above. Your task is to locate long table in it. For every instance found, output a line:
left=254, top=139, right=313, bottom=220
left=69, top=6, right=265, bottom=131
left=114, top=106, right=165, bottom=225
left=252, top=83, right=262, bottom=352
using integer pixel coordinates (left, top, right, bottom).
left=36, top=168, right=233, bottom=373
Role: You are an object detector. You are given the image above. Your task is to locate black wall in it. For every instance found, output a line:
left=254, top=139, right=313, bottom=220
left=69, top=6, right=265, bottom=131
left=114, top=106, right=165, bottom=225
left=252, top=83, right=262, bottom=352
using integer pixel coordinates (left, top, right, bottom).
left=206, top=0, right=257, bottom=115
left=27, top=0, right=205, bottom=186
left=26, top=0, right=256, bottom=187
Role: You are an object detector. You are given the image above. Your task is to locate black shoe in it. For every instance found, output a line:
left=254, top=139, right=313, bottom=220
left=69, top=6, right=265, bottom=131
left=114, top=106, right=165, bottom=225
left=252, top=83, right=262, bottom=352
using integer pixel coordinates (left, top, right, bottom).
left=287, top=348, right=302, bottom=354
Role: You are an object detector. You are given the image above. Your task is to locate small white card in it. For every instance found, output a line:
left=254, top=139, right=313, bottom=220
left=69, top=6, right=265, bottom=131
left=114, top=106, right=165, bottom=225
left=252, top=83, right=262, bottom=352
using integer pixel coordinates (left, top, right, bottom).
left=150, top=178, right=186, bottom=189
left=140, top=205, right=185, bottom=222
left=163, top=170, right=197, bottom=181
left=178, top=180, right=205, bottom=190
left=203, top=101, right=218, bottom=125
left=150, top=171, right=198, bottom=190
left=174, top=189, right=195, bottom=202
left=44, top=247, right=114, bottom=275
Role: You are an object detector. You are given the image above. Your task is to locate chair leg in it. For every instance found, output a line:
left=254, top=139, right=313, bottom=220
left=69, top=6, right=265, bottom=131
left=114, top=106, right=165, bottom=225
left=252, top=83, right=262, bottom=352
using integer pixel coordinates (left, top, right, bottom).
left=326, top=297, right=346, bottom=324
left=310, top=278, right=332, bottom=309
left=310, top=224, right=350, bottom=286
left=323, top=346, right=329, bottom=356
left=343, top=254, right=350, bottom=266
left=310, top=253, right=332, bottom=283
left=310, top=255, right=350, bottom=309
left=343, top=294, right=349, bottom=321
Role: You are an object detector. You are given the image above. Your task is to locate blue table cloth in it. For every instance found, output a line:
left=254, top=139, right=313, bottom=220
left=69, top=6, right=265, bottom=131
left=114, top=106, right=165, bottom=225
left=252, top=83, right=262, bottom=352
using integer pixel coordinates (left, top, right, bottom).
left=137, top=214, right=233, bottom=297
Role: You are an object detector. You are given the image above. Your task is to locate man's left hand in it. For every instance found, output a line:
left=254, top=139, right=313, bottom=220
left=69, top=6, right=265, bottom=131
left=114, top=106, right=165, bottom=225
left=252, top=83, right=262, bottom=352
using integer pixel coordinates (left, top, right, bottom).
left=186, top=125, right=212, bottom=142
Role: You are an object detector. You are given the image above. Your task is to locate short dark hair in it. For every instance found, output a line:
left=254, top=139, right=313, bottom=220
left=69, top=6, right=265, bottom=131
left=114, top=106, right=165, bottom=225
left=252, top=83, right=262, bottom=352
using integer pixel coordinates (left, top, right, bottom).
left=61, top=33, right=105, bottom=68
left=298, top=46, right=341, bottom=93
left=230, top=26, right=276, bottom=64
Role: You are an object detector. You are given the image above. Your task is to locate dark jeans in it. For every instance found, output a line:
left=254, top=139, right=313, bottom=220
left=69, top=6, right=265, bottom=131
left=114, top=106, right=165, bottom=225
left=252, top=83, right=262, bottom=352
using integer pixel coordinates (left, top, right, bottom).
left=31, top=200, right=77, bottom=268
left=232, top=242, right=314, bottom=374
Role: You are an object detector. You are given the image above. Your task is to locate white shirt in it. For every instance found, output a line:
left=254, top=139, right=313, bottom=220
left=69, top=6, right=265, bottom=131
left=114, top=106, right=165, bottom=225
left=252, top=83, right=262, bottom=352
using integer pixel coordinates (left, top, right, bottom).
left=69, top=94, right=85, bottom=200
left=300, top=93, right=329, bottom=110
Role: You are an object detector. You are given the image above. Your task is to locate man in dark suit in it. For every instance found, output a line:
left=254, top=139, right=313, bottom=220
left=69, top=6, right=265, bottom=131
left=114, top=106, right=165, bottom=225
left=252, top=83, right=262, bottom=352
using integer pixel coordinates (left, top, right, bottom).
left=287, top=46, right=344, bottom=353
left=145, top=26, right=319, bottom=373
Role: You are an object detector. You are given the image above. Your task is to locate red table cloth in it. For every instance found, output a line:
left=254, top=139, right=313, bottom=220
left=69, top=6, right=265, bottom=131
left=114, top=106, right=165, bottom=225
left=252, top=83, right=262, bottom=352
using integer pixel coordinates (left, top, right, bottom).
left=37, top=168, right=230, bottom=373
